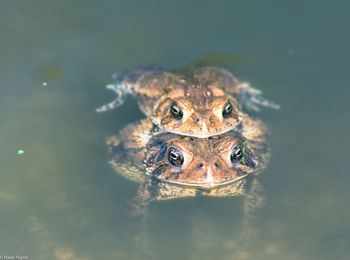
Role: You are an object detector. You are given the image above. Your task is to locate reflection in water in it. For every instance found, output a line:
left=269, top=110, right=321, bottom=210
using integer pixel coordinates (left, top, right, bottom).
left=27, top=216, right=88, bottom=260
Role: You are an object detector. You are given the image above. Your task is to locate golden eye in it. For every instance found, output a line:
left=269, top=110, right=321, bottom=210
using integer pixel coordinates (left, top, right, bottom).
left=222, top=101, right=233, bottom=118
left=170, top=103, right=183, bottom=120
left=167, top=146, right=184, bottom=167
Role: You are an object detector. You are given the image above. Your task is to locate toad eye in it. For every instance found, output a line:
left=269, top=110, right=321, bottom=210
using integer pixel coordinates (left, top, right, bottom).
left=230, top=143, right=244, bottom=163
left=222, top=101, right=233, bottom=118
left=170, top=103, right=183, bottom=120
left=167, top=146, right=184, bottom=167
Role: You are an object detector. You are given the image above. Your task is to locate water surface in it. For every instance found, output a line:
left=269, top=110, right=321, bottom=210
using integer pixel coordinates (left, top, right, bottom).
left=1, top=1, right=349, bottom=259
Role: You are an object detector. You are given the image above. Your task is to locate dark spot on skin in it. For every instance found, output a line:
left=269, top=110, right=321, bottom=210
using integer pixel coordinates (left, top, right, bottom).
left=244, top=150, right=256, bottom=168
left=163, top=88, right=171, bottom=94
left=245, top=159, right=255, bottom=168
left=208, top=136, right=213, bottom=140
left=209, top=117, right=214, bottom=125
left=214, top=162, right=219, bottom=168
left=152, top=164, right=168, bottom=176
left=151, top=124, right=160, bottom=133
left=196, top=118, right=200, bottom=123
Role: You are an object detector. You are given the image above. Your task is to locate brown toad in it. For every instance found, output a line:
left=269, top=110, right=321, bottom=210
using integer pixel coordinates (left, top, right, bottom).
left=107, top=116, right=269, bottom=216
left=97, top=66, right=279, bottom=138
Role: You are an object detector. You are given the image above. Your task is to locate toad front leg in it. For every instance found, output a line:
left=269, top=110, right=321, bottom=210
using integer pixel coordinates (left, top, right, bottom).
left=96, top=67, right=162, bottom=112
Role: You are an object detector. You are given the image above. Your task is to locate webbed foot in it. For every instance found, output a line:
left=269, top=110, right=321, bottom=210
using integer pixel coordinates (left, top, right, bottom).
left=240, top=82, right=280, bottom=112
left=96, top=83, right=131, bottom=112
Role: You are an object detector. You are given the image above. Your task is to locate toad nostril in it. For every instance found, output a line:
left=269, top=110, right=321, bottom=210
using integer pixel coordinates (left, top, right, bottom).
left=198, top=163, right=204, bottom=168
left=195, top=118, right=200, bottom=123
left=209, top=117, right=214, bottom=125
left=214, top=162, right=219, bottom=168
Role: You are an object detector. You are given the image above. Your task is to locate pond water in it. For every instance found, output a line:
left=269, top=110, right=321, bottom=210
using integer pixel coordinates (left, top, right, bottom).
left=1, top=1, right=349, bottom=259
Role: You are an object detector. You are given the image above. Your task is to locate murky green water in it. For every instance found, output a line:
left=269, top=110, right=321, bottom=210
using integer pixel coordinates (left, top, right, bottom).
left=1, top=1, right=349, bottom=259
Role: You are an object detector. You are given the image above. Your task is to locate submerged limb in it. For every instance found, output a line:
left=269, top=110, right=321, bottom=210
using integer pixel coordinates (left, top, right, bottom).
left=96, top=83, right=132, bottom=112
left=123, top=188, right=156, bottom=260
left=241, top=176, right=265, bottom=243
left=243, top=177, right=265, bottom=221
left=239, top=82, right=280, bottom=112
left=126, top=180, right=157, bottom=218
